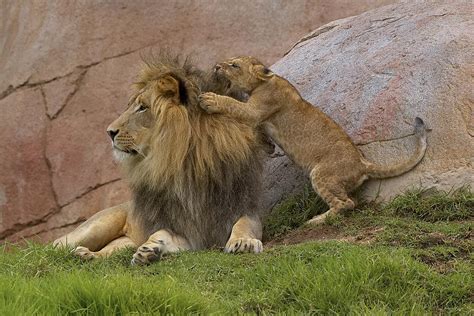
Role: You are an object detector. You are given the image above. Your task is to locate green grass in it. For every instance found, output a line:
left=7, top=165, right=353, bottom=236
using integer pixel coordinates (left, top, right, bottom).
left=1, top=242, right=472, bottom=315
left=384, top=187, right=473, bottom=222
left=1, top=188, right=473, bottom=315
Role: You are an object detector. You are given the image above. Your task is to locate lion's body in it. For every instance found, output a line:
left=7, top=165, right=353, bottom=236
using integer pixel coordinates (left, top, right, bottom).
left=54, top=55, right=266, bottom=263
left=199, top=56, right=427, bottom=224
left=131, top=152, right=262, bottom=249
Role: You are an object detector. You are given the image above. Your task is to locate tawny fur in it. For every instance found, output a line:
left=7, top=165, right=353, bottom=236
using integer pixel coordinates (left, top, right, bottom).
left=199, top=56, right=428, bottom=224
left=54, top=54, right=265, bottom=263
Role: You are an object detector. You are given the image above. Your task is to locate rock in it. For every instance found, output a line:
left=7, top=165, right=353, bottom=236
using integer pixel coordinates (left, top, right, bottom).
left=0, top=0, right=397, bottom=242
left=0, top=0, right=395, bottom=98
left=7, top=180, right=130, bottom=243
left=45, top=52, right=141, bottom=206
left=42, top=69, right=86, bottom=119
left=261, top=1, right=474, bottom=209
left=0, top=88, right=57, bottom=239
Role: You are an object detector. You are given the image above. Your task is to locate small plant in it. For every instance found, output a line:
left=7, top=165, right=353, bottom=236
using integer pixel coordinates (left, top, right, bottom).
left=263, top=185, right=328, bottom=240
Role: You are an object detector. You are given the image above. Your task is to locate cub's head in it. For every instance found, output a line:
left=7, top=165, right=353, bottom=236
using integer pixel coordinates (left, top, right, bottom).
left=213, top=56, right=274, bottom=94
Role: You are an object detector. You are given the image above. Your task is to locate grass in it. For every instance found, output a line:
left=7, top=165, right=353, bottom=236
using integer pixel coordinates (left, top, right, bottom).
left=1, top=188, right=472, bottom=315
left=263, top=186, right=328, bottom=241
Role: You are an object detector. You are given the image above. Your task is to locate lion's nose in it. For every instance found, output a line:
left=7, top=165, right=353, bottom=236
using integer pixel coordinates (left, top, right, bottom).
left=107, top=128, right=119, bottom=141
left=214, top=64, right=222, bottom=72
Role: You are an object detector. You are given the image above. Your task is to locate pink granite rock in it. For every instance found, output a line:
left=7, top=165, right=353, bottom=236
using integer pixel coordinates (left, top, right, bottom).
left=0, top=88, right=57, bottom=239
left=0, top=0, right=396, bottom=242
left=7, top=180, right=130, bottom=243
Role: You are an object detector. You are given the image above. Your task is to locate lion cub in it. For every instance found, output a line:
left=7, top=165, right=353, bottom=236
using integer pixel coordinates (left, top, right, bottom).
left=199, top=56, right=427, bottom=224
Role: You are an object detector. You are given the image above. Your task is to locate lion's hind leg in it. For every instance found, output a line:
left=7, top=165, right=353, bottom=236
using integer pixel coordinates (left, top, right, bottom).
left=53, top=202, right=131, bottom=251
left=131, top=229, right=191, bottom=265
left=225, top=215, right=263, bottom=254
left=75, top=236, right=137, bottom=260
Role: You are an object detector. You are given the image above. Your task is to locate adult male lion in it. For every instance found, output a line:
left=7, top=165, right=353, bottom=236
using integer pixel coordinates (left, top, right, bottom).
left=54, top=55, right=266, bottom=265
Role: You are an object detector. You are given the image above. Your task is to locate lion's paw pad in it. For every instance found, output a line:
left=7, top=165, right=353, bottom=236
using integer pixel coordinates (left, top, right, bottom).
left=74, top=246, right=98, bottom=260
left=225, top=238, right=263, bottom=254
left=131, top=245, right=162, bottom=265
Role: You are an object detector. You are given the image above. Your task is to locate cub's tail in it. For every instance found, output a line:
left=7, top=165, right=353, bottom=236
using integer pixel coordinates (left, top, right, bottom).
left=364, top=117, right=427, bottom=179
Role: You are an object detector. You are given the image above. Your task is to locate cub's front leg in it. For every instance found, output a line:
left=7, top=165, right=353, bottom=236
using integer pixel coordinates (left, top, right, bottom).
left=198, top=92, right=262, bottom=126
left=198, top=92, right=226, bottom=114
left=131, top=229, right=191, bottom=265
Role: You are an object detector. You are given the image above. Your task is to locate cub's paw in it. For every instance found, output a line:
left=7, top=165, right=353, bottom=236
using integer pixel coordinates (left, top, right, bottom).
left=198, top=92, right=222, bottom=114
left=74, top=246, right=98, bottom=261
left=225, top=238, right=263, bottom=254
left=306, top=212, right=330, bottom=226
left=131, top=244, right=162, bottom=266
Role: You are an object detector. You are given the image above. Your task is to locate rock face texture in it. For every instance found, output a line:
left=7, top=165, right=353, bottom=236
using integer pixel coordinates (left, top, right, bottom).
left=0, top=0, right=395, bottom=242
left=261, top=1, right=473, bottom=210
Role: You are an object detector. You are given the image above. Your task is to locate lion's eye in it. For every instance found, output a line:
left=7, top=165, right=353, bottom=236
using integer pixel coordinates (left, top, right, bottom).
left=137, top=104, right=148, bottom=113
left=230, top=63, right=240, bottom=68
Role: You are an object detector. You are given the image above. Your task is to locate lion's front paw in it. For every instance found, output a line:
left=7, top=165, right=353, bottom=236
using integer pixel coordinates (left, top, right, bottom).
left=224, top=238, right=263, bottom=254
left=74, top=246, right=98, bottom=260
left=131, top=244, right=162, bottom=265
left=198, top=92, right=222, bottom=114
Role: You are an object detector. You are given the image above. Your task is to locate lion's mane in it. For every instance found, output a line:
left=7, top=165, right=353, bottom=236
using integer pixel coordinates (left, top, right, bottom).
left=123, top=54, right=263, bottom=249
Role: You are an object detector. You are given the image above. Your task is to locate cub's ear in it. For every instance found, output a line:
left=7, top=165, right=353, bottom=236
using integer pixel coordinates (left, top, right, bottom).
left=252, top=64, right=274, bottom=81
left=155, top=75, right=182, bottom=104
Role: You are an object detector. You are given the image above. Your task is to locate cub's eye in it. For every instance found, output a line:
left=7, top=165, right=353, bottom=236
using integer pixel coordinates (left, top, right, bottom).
left=230, top=63, right=240, bottom=68
left=136, top=104, right=148, bottom=113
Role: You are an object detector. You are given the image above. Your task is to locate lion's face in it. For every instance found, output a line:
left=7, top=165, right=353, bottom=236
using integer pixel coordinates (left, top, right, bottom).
left=214, top=56, right=273, bottom=93
left=107, top=74, right=184, bottom=162
left=106, top=58, right=260, bottom=192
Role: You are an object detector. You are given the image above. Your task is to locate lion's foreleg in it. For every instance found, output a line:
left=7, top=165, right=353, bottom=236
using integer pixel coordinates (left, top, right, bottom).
left=53, top=201, right=131, bottom=251
left=131, top=229, right=190, bottom=265
left=225, top=215, right=263, bottom=253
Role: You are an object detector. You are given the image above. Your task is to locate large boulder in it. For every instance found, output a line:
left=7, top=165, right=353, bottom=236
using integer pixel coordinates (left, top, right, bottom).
left=261, top=1, right=473, bottom=210
left=0, top=0, right=395, bottom=242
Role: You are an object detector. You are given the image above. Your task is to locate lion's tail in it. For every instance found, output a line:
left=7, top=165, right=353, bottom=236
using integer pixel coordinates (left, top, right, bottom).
left=363, top=117, right=427, bottom=179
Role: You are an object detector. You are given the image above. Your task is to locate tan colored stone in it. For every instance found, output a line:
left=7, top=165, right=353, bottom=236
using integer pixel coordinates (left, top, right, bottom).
left=262, top=1, right=474, bottom=209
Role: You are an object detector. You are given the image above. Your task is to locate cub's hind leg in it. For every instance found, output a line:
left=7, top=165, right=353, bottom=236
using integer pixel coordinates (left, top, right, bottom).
left=75, top=236, right=137, bottom=260
left=225, top=215, right=263, bottom=254
left=307, top=170, right=355, bottom=225
left=131, top=229, right=191, bottom=265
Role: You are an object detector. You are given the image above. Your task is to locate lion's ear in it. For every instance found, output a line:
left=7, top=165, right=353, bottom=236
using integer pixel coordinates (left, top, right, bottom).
left=252, top=64, right=274, bottom=81
left=155, top=75, right=181, bottom=104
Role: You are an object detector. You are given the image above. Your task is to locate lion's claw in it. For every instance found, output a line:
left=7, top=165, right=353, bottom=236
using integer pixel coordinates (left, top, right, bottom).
left=131, top=245, right=162, bottom=265
left=224, top=238, right=263, bottom=254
